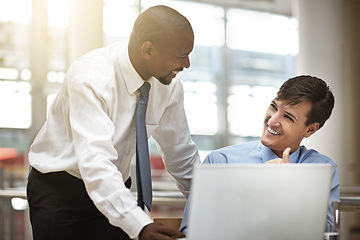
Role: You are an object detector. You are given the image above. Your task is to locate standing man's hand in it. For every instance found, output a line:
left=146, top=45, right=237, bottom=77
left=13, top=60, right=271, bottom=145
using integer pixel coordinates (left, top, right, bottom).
left=265, top=147, right=291, bottom=164
left=139, top=222, right=186, bottom=240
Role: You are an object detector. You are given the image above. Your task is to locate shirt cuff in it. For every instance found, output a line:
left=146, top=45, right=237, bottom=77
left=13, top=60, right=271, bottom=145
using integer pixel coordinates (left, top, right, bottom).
left=109, top=207, right=153, bottom=239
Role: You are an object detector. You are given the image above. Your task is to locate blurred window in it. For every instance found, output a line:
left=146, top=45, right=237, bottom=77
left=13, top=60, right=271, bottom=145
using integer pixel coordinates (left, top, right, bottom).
left=0, top=0, right=298, bottom=150
left=103, top=0, right=139, bottom=45
left=0, top=0, right=31, bottom=24
left=47, top=0, right=69, bottom=73
left=0, top=78, right=31, bottom=129
left=227, top=8, right=298, bottom=141
left=227, top=8, right=298, bottom=55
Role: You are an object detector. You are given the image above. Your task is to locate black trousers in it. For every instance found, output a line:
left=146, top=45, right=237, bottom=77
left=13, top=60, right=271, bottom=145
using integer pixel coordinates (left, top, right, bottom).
left=26, top=168, right=132, bottom=240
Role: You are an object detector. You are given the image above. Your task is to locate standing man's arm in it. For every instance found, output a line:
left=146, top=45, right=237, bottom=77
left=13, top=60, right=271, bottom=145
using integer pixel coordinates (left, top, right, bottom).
left=152, top=80, right=200, bottom=198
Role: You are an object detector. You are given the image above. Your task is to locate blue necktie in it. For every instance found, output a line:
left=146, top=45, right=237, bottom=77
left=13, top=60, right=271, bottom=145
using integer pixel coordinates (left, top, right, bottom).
left=135, top=82, right=152, bottom=211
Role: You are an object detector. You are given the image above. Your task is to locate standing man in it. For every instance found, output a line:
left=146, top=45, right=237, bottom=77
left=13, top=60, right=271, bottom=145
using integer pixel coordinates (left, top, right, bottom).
left=27, top=5, right=200, bottom=240
left=180, top=75, right=340, bottom=233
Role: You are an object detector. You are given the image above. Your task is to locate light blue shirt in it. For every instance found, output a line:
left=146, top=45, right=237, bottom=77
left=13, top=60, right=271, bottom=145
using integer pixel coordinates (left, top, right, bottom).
left=180, top=141, right=340, bottom=233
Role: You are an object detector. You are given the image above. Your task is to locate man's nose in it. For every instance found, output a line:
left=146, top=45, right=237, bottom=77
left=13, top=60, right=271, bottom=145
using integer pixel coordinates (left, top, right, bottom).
left=183, top=56, right=190, bottom=69
left=268, top=114, right=281, bottom=126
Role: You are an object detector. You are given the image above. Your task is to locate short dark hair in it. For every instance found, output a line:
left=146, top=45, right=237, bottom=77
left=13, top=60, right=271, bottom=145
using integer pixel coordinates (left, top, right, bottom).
left=130, top=5, right=193, bottom=47
left=276, top=75, right=335, bottom=129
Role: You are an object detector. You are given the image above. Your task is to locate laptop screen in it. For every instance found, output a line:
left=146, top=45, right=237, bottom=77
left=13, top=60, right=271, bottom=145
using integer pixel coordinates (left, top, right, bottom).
left=187, top=164, right=332, bottom=240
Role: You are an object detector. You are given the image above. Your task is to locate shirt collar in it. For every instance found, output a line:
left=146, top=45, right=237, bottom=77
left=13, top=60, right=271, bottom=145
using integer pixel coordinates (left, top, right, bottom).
left=260, top=143, right=301, bottom=163
left=119, top=43, right=150, bottom=95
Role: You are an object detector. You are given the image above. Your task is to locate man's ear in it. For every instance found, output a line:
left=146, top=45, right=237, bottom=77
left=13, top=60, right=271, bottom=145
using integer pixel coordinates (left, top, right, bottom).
left=141, top=41, right=154, bottom=60
left=304, top=122, right=320, bottom=138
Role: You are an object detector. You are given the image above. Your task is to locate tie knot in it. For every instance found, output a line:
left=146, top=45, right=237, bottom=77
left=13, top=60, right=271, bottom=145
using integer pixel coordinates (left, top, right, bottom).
left=139, top=82, right=151, bottom=97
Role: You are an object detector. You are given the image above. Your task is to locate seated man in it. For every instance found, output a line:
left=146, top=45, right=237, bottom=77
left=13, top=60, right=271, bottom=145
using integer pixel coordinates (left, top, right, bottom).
left=180, top=75, right=340, bottom=233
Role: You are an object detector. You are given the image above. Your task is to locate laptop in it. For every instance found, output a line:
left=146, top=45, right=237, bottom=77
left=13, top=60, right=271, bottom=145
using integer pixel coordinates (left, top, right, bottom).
left=185, top=164, right=333, bottom=240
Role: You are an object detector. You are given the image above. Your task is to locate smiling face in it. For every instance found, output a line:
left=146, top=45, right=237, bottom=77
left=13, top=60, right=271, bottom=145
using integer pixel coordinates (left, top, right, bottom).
left=260, top=99, right=319, bottom=157
left=144, top=30, right=194, bottom=85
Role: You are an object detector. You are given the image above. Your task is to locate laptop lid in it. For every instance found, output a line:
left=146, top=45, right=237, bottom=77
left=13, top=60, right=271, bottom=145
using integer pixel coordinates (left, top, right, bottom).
left=187, top=164, right=332, bottom=240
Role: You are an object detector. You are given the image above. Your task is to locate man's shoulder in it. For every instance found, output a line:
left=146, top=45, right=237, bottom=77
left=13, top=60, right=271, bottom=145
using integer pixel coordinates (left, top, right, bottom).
left=204, top=141, right=262, bottom=164
left=215, top=141, right=261, bottom=153
left=299, top=145, right=337, bottom=166
left=66, top=43, right=126, bottom=91
left=70, top=41, right=125, bottom=71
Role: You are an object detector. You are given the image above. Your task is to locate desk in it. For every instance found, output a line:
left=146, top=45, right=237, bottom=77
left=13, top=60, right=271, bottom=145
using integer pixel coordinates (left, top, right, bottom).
left=0, top=189, right=186, bottom=205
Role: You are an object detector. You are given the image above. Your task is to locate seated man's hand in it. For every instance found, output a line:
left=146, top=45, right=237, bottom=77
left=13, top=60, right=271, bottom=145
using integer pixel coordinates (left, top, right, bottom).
left=139, top=222, right=186, bottom=240
left=265, top=147, right=291, bottom=164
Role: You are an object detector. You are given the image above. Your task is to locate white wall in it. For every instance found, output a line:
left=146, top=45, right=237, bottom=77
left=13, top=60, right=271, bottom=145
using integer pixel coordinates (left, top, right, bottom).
left=294, top=0, right=348, bottom=184
left=294, top=0, right=360, bottom=238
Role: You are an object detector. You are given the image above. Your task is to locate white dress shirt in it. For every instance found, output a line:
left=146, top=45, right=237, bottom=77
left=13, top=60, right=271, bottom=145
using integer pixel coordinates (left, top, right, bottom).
left=28, top=41, right=200, bottom=238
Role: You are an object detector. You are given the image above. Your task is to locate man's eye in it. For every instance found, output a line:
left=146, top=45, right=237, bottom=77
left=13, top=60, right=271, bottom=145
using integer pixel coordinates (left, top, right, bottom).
left=285, top=115, right=294, bottom=122
left=270, top=103, right=277, bottom=110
